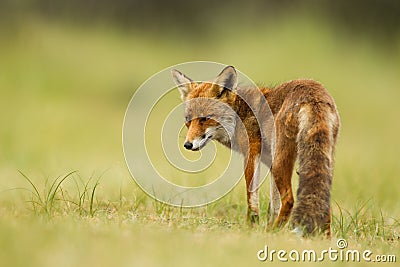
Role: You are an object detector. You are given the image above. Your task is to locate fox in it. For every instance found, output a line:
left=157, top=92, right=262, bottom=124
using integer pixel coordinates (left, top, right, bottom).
left=171, top=65, right=340, bottom=236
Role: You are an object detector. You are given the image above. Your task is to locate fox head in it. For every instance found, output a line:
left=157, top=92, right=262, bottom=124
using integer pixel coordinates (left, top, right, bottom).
left=172, top=66, right=238, bottom=151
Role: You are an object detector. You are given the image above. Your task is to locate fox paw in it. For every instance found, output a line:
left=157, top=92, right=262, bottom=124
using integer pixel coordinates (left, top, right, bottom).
left=291, top=226, right=304, bottom=237
left=248, top=211, right=259, bottom=225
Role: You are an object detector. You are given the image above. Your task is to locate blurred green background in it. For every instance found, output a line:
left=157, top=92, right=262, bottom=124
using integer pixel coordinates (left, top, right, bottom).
left=0, top=1, right=399, bottom=266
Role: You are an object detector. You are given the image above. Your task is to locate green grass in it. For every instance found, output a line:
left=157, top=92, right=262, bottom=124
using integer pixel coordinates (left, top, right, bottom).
left=0, top=16, right=399, bottom=266
left=1, top=171, right=398, bottom=266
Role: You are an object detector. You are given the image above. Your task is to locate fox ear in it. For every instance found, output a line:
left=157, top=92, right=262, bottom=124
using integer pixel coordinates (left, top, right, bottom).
left=214, top=66, right=238, bottom=93
left=171, top=69, right=193, bottom=101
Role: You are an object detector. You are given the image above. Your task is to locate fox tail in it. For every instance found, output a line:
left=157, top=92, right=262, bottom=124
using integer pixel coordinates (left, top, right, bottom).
left=290, top=102, right=339, bottom=236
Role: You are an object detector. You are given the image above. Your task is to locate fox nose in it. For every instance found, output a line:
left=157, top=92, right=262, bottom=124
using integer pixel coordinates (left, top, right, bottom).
left=184, top=141, right=193, bottom=150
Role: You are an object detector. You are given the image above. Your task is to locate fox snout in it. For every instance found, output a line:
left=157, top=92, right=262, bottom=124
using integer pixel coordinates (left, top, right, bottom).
left=183, top=120, right=215, bottom=151
left=183, top=134, right=212, bottom=151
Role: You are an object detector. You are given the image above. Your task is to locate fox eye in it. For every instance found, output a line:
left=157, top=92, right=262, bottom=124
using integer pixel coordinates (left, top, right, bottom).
left=185, top=116, right=191, bottom=123
left=199, top=115, right=212, bottom=122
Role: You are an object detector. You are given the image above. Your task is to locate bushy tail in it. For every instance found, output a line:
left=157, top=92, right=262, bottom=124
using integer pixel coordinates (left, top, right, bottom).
left=290, top=103, right=339, bottom=236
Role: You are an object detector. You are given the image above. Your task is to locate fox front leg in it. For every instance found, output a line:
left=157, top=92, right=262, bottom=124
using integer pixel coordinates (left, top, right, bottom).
left=244, top=153, right=261, bottom=225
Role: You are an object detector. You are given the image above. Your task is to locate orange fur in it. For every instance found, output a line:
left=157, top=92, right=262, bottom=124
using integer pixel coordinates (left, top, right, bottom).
left=172, top=66, right=340, bottom=236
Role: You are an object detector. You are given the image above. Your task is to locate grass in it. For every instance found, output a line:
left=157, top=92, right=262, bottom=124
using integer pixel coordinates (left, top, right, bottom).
left=17, top=172, right=400, bottom=243
left=0, top=15, right=399, bottom=267
left=1, top=171, right=397, bottom=267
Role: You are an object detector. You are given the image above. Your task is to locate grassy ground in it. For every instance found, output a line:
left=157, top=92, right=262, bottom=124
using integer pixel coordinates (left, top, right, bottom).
left=0, top=17, right=399, bottom=266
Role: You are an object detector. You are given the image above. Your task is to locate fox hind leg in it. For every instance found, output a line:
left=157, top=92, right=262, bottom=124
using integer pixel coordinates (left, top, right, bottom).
left=271, top=134, right=297, bottom=229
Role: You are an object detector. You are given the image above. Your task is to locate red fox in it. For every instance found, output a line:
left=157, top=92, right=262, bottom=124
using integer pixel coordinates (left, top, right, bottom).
left=172, top=66, right=340, bottom=236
